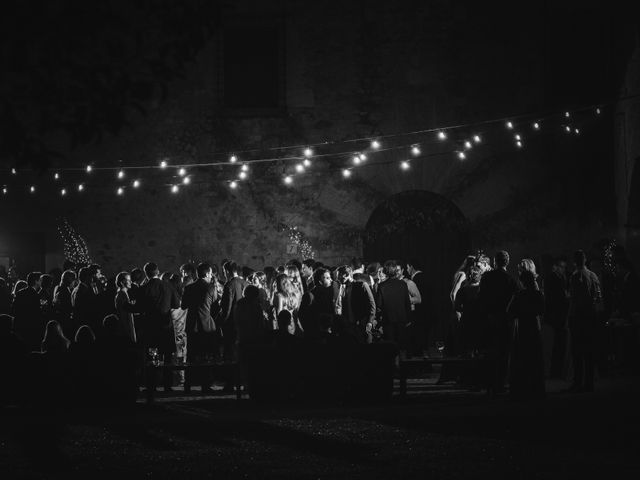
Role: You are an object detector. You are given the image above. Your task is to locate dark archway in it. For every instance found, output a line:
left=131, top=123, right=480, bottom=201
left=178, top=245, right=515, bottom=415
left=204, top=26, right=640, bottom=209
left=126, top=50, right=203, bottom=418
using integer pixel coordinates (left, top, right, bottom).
left=363, top=190, right=471, bottom=345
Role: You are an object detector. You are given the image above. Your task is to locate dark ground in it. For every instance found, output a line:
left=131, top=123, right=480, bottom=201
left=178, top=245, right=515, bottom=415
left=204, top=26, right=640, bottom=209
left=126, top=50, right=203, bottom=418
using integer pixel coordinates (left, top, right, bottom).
left=2, top=376, right=640, bottom=479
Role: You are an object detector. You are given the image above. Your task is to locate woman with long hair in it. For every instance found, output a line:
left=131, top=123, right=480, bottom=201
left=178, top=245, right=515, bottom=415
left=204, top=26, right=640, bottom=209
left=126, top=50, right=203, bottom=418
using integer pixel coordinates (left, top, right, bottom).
left=247, top=271, right=273, bottom=322
left=41, top=320, right=70, bottom=353
left=285, top=265, right=304, bottom=305
left=450, top=255, right=477, bottom=305
left=273, top=273, right=302, bottom=332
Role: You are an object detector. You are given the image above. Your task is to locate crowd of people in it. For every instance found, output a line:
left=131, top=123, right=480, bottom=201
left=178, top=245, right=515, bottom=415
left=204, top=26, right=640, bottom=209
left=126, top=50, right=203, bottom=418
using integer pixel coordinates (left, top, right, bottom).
left=0, top=246, right=638, bottom=403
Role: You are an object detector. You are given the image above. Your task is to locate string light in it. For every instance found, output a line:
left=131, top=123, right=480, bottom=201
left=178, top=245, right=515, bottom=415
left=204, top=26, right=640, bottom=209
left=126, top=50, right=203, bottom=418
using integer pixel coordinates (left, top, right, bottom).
left=117, top=187, right=124, bottom=195
left=565, top=125, right=571, bottom=133
left=359, top=153, right=367, bottom=162
left=78, top=184, right=84, bottom=192
left=574, top=128, right=580, bottom=135
left=132, top=180, right=140, bottom=188
left=178, top=168, right=186, bottom=176
left=533, top=122, right=540, bottom=130
left=295, top=164, right=305, bottom=173
left=117, top=170, right=125, bottom=179
left=342, top=169, right=352, bottom=178
left=171, top=185, right=179, bottom=194
left=283, top=175, right=293, bottom=185
left=596, top=108, right=601, bottom=115
left=86, top=165, right=92, bottom=173
left=230, top=181, right=238, bottom=189
left=304, top=148, right=313, bottom=157
left=11, top=168, right=16, bottom=175
left=516, top=141, right=523, bottom=148
left=160, top=160, right=168, bottom=169
left=352, top=155, right=361, bottom=165
left=437, top=131, right=447, bottom=140
left=565, top=111, right=570, bottom=118
left=2, top=187, right=6, bottom=194
left=229, top=155, right=238, bottom=163
left=473, top=135, right=481, bottom=143
left=303, top=159, right=312, bottom=167
left=371, top=140, right=381, bottom=149
left=238, top=171, right=248, bottom=180
left=183, top=176, right=191, bottom=185
left=506, top=121, right=514, bottom=129
left=241, top=164, right=249, bottom=172
left=54, top=172, right=60, bottom=180
left=30, top=185, right=35, bottom=193
left=464, top=141, right=472, bottom=150
left=514, top=134, right=521, bottom=141
left=457, top=152, right=466, bottom=160
left=400, top=161, right=410, bottom=170
left=61, top=188, right=67, bottom=196
left=411, top=146, right=421, bottom=156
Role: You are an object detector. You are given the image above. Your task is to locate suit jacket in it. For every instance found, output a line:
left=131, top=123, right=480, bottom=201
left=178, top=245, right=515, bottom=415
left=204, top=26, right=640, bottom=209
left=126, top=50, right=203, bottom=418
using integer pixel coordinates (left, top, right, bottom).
left=12, top=286, right=44, bottom=350
left=181, top=279, right=218, bottom=334
left=72, top=282, right=98, bottom=330
left=478, top=269, right=518, bottom=317
left=139, top=277, right=180, bottom=332
left=376, top=278, right=411, bottom=326
left=221, top=276, right=247, bottom=325
left=53, top=285, right=73, bottom=317
left=346, top=280, right=376, bottom=325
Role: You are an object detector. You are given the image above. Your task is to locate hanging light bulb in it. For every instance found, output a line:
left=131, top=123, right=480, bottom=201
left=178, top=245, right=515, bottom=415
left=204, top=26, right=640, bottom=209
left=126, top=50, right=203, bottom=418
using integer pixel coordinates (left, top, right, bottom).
left=506, top=121, right=514, bottom=129
left=183, top=176, right=191, bottom=185
left=473, top=135, right=481, bottom=143
left=457, top=152, right=466, bottom=160
left=303, top=147, right=313, bottom=158
left=464, top=141, right=472, bottom=150
left=61, top=188, right=67, bottom=196
left=241, top=164, right=249, bottom=172
left=533, top=122, right=540, bottom=130
left=118, top=170, right=125, bottom=179
left=11, top=168, right=16, bottom=175
left=54, top=172, right=60, bottom=180
left=78, top=184, right=84, bottom=192
left=596, top=108, right=601, bottom=115
left=353, top=155, right=361, bottom=165
left=230, top=155, right=238, bottom=163
left=117, top=187, right=124, bottom=195
left=171, top=185, right=179, bottom=194
left=86, top=165, right=92, bottom=173
left=371, top=140, right=381, bottom=149
left=238, top=171, right=248, bottom=180
left=2, top=187, right=6, bottom=194
left=230, top=181, right=238, bottom=189
left=400, top=161, right=410, bottom=170
left=283, top=175, right=293, bottom=185
left=132, top=180, right=140, bottom=188
left=438, top=131, right=447, bottom=140
left=178, top=168, right=186, bottom=176
left=359, top=153, right=367, bottom=162
left=30, top=185, right=35, bottom=193
left=411, top=146, right=421, bottom=156
left=342, top=169, right=352, bottom=178
left=295, top=164, right=305, bottom=173
left=303, top=158, right=312, bottom=167
left=160, top=160, right=168, bottom=169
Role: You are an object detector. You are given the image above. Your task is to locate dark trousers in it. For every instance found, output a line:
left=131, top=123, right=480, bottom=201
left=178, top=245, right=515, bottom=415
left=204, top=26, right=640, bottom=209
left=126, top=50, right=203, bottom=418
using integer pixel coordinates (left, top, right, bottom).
left=485, top=315, right=511, bottom=393
left=549, top=325, right=568, bottom=378
left=185, top=331, right=217, bottom=388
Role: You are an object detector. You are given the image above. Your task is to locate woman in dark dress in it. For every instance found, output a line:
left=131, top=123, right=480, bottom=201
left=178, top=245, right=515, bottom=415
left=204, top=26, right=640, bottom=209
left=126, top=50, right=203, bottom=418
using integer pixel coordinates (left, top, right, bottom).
left=508, top=270, right=546, bottom=401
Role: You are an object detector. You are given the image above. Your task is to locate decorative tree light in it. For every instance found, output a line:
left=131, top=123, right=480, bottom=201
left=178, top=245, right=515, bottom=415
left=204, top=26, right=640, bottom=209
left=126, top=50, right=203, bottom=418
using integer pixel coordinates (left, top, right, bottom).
left=118, top=170, right=125, bottom=179
left=371, top=140, right=381, bottom=149
left=132, top=180, right=140, bottom=188
left=283, top=175, right=293, bottom=185
left=178, top=168, right=186, bottom=176
left=230, top=155, right=238, bottom=163
left=238, top=171, right=248, bottom=180
left=78, top=184, right=84, bottom=192
left=160, top=160, right=168, bottom=169
left=30, top=185, right=35, bottom=193
left=516, top=141, right=523, bottom=148
left=171, top=185, right=179, bottom=194
left=464, top=140, right=472, bottom=150
left=438, top=131, right=447, bottom=140
left=303, top=158, right=312, bottom=167
left=54, top=172, right=60, bottom=180
left=533, top=122, right=540, bottom=130
left=61, top=188, right=67, bottom=196
left=342, top=168, right=352, bottom=178
left=400, top=161, right=410, bottom=170
left=353, top=155, right=361, bottom=165
left=506, top=121, right=514, bottom=129
left=304, top=147, right=313, bottom=157
left=86, top=165, right=92, bottom=173
left=411, top=146, right=421, bottom=156
left=183, top=176, right=191, bottom=185
left=58, top=218, right=92, bottom=265
left=473, top=135, right=481, bottom=143
left=359, top=153, right=367, bottom=161
left=241, top=164, right=249, bottom=172
left=457, top=151, right=466, bottom=160
left=11, top=168, right=17, bottom=175
left=295, top=164, right=305, bottom=173
left=117, top=187, right=124, bottom=195
left=230, top=181, right=238, bottom=189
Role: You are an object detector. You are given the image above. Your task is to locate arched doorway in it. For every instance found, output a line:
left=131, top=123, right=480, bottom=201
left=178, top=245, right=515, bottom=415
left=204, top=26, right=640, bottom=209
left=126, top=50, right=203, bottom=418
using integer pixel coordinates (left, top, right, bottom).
left=363, top=190, right=471, bottom=345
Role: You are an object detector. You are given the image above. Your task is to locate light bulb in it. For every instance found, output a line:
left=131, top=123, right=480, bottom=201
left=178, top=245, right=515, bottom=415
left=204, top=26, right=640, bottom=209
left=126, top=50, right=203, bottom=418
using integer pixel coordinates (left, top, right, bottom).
left=295, top=164, right=305, bottom=173
left=171, top=185, right=179, bottom=193
left=411, top=146, right=421, bottom=156
left=596, top=108, right=601, bottom=115
left=438, top=131, right=447, bottom=140
left=342, top=169, right=352, bottom=178
left=464, top=141, right=472, bottom=150
left=183, top=176, right=191, bottom=184
left=506, top=121, right=514, bottom=130
left=117, top=187, right=124, bottom=195
left=54, top=172, right=60, bottom=180
left=30, top=186, right=35, bottom=193
left=371, top=140, right=381, bottom=149
left=238, top=171, right=248, bottom=180
left=284, top=175, right=293, bottom=185
left=565, top=126, right=571, bottom=132
left=565, top=111, right=570, bottom=118
left=230, top=181, right=238, bottom=189
left=400, top=161, right=410, bottom=170
left=78, top=184, right=84, bottom=192
left=457, top=152, right=466, bottom=160
left=574, top=128, right=580, bottom=135
left=11, top=168, right=16, bottom=175
left=86, top=165, right=92, bottom=173
left=303, top=159, right=311, bottom=167
left=178, top=168, right=186, bottom=176
left=516, top=141, right=523, bottom=148
left=353, top=156, right=361, bottom=165
left=514, top=134, right=521, bottom=141
left=118, top=170, right=125, bottom=179
left=359, top=153, right=367, bottom=161
left=160, top=160, right=168, bottom=169
left=61, top=188, right=67, bottom=196
left=230, top=155, right=238, bottom=163
left=2, top=187, right=6, bottom=194
left=304, top=148, right=313, bottom=157
left=533, top=122, right=540, bottom=130
left=133, top=180, right=140, bottom=188
left=241, top=164, right=249, bottom=172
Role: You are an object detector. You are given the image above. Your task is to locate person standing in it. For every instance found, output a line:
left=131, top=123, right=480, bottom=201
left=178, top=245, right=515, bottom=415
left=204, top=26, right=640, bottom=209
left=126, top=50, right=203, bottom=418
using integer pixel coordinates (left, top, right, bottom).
left=12, top=272, right=44, bottom=351
left=478, top=250, right=518, bottom=395
left=53, top=269, right=76, bottom=339
left=544, top=257, right=570, bottom=379
left=72, top=267, right=99, bottom=333
left=115, top=272, right=137, bottom=343
left=220, top=261, right=246, bottom=361
left=568, top=250, right=601, bottom=393
left=376, top=260, right=412, bottom=357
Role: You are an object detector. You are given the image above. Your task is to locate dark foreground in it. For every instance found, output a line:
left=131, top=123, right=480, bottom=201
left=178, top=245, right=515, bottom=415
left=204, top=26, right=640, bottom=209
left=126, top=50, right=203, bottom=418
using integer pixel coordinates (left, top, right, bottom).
left=2, top=377, right=640, bottom=479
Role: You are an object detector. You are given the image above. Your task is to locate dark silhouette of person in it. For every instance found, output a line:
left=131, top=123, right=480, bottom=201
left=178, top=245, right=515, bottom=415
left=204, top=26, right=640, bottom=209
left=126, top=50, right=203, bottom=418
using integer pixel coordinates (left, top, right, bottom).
left=69, top=325, right=100, bottom=404
left=138, top=262, right=180, bottom=391
left=376, top=260, right=412, bottom=357
left=568, top=249, right=601, bottom=393
left=72, top=267, right=99, bottom=334
left=12, top=271, right=44, bottom=352
left=615, top=258, right=640, bottom=322
left=478, top=251, right=518, bottom=395
left=0, top=314, right=28, bottom=405
left=53, top=269, right=76, bottom=339
left=235, top=285, right=268, bottom=389
left=455, top=267, right=482, bottom=356
left=508, top=270, right=546, bottom=401
left=181, top=262, right=219, bottom=391
left=41, top=319, right=70, bottom=353
left=544, top=257, right=570, bottom=379
left=39, top=273, right=55, bottom=320
left=0, top=277, right=12, bottom=315
left=347, top=273, right=376, bottom=344
left=406, top=259, right=429, bottom=356
left=298, top=267, right=338, bottom=341
left=220, top=261, right=247, bottom=362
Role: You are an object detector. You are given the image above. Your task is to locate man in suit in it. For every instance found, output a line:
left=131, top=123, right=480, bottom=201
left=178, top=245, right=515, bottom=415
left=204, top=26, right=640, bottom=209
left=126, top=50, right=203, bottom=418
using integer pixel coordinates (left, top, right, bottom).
left=12, top=271, right=44, bottom=351
left=139, top=262, right=180, bottom=391
left=181, top=262, right=218, bottom=391
left=72, top=266, right=99, bottom=333
left=53, top=269, right=77, bottom=339
left=544, top=257, right=569, bottom=378
left=220, top=261, right=246, bottom=362
left=349, top=273, right=377, bottom=343
left=299, top=267, right=339, bottom=341
left=376, top=260, right=411, bottom=357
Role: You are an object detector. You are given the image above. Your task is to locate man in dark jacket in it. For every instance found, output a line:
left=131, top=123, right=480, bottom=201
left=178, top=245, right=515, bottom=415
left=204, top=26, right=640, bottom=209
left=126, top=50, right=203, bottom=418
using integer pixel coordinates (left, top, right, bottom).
left=181, top=262, right=218, bottom=391
left=53, top=269, right=76, bottom=339
left=220, top=261, right=246, bottom=361
left=406, top=259, right=429, bottom=355
left=12, top=271, right=44, bottom=351
left=376, top=260, right=411, bottom=356
left=544, top=257, right=569, bottom=378
left=72, top=267, right=99, bottom=333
